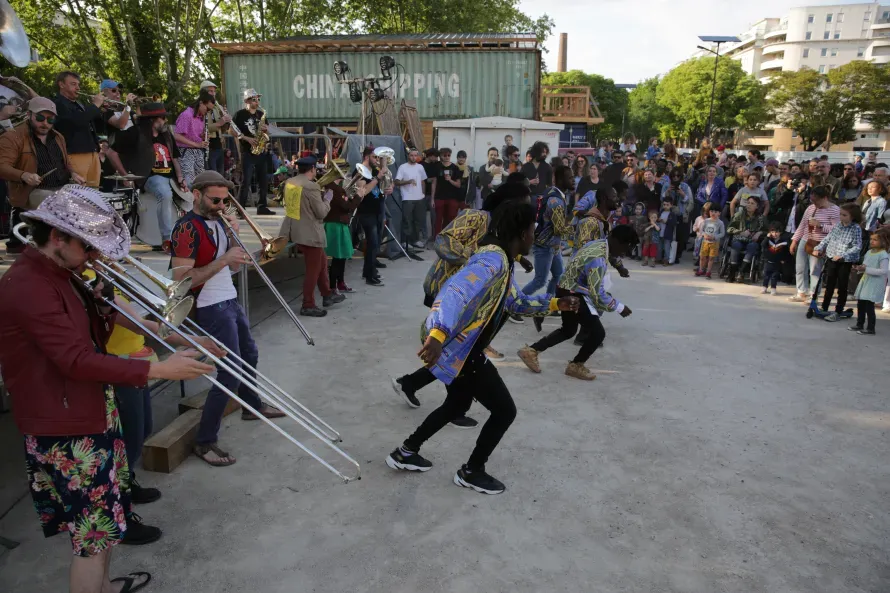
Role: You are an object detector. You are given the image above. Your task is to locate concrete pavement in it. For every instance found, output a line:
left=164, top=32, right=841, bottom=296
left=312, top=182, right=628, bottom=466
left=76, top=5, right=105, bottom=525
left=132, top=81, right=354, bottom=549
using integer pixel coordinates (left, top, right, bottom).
left=0, top=253, right=888, bottom=593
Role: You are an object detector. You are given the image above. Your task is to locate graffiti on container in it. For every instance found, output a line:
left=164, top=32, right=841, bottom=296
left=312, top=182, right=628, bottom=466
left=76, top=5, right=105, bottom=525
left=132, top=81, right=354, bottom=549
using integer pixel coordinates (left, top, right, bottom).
left=293, top=73, right=461, bottom=100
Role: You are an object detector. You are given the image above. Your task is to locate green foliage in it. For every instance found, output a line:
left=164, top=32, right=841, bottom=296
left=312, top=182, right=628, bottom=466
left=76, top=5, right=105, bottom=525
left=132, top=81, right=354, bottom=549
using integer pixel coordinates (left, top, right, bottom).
left=626, top=77, right=674, bottom=143
left=542, top=70, right=626, bottom=141
left=656, top=56, right=770, bottom=139
left=827, top=60, right=890, bottom=132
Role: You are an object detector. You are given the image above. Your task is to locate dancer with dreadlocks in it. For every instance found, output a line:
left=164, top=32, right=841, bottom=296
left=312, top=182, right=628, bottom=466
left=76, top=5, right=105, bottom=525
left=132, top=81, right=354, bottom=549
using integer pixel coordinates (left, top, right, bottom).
left=385, top=199, right=580, bottom=494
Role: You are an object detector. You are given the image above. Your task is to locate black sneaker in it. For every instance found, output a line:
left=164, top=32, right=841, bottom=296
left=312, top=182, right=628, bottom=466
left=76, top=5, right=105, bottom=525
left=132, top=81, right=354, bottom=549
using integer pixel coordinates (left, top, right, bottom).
left=374, top=260, right=387, bottom=269
left=300, top=306, right=327, bottom=317
left=130, top=476, right=161, bottom=504
left=121, top=513, right=162, bottom=546
left=449, top=415, right=478, bottom=429
left=322, top=293, right=346, bottom=307
left=508, top=314, right=524, bottom=324
left=366, top=277, right=384, bottom=287
left=256, top=206, right=275, bottom=215
left=533, top=316, right=543, bottom=333
left=385, top=447, right=432, bottom=472
left=858, top=329, right=876, bottom=335
left=391, top=377, right=420, bottom=408
left=848, top=325, right=864, bottom=332
left=453, top=465, right=505, bottom=495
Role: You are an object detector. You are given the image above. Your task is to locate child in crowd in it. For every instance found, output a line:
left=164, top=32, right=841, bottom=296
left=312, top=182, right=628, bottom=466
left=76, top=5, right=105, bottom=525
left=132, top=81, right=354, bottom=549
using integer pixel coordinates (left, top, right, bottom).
left=695, top=207, right=725, bottom=279
left=761, top=222, right=789, bottom=295
left=813, top=203, right=862, bottom=321
left=640, top=210, right=662, bottom=267
left=692, top=201, right=713, bottom=266
left=487, top=158, right=505, bottom=187
left=849, top=229, right=890, bottom=335
left=730, top=173, right=768, bottom=218
left=631, top=202, right=647, bottom=260
left=659, top=198, right=679, bottom=266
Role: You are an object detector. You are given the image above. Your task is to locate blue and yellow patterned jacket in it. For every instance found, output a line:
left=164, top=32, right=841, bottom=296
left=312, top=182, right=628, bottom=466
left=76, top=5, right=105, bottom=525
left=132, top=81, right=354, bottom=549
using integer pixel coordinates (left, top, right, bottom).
left=558, top=240, right=623, bottom=314
left=423, top=245, right=557, bottom=384
left=533, top=187, right=572, bottom=250
left=422, top=209, right=490, bottom=299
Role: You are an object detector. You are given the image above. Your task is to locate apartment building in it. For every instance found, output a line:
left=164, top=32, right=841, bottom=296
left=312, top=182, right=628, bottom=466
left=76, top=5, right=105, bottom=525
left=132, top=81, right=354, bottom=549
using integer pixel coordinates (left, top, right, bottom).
left=695, top=2, right=890, bottom=151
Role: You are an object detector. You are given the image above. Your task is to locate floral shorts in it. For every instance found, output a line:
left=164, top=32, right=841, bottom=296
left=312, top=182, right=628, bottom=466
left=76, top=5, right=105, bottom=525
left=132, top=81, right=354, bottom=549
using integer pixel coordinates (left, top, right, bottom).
left=24, top=387, right=131, bottom=557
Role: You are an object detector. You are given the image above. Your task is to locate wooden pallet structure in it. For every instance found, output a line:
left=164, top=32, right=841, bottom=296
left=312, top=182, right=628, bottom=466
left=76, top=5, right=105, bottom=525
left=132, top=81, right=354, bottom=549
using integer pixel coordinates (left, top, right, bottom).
left=399, top=99, right=426, bottom=151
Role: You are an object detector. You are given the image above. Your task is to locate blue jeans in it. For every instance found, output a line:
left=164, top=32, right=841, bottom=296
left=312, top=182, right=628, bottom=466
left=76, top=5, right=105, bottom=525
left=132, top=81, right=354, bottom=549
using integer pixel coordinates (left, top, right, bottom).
left=730, top=240, right=760, bottom=264
left=114, top=384, right=152, bottom=468
left=795, top=244, right=822, bottom=297
left=523, top=244, right=564, bottom=296
left=143, top=174, right=175, bottom=241
left=208, top=148, right=224, bottom=175
left=195, top=299, right=262, bottom=445
left=762, top=261, right=782, bottom=288
left=359, top=212, right=380, bottom=279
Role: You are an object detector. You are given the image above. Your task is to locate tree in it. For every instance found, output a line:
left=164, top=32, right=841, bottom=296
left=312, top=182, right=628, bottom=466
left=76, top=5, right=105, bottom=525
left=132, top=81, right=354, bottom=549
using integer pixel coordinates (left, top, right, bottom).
left=626, top=77, right=676, bottom=143
left=656, top=56, right=770, bottom=142
left=541, top=70, right=626, bottom=141
left=827, top=60, right=890, bottom=133
left=768, top=67, right=858, bottom=150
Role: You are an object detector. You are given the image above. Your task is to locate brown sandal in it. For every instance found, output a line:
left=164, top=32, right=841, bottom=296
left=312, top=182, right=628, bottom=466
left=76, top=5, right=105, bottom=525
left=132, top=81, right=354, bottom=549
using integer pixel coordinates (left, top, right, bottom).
left=194, top=444, right=236, bottom=467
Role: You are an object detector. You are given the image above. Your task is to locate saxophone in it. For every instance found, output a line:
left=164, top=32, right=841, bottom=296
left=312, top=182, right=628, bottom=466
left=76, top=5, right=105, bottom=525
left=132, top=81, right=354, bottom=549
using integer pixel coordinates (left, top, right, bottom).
left=251, top=111, right=269, bottom=155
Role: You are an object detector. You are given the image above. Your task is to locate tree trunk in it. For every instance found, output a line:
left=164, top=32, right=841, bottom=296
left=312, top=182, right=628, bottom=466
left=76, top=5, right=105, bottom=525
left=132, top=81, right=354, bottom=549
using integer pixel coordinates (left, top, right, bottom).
left=235, top=0, right=247, bottom=40
left=65, top=0, right=107, bottom=78
left=114, top=0, right=147, bottom=85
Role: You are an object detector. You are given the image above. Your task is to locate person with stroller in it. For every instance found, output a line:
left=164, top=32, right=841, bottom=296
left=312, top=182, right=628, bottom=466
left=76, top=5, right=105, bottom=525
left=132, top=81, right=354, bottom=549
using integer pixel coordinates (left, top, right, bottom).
left=725, top=198, right=766, bottom=283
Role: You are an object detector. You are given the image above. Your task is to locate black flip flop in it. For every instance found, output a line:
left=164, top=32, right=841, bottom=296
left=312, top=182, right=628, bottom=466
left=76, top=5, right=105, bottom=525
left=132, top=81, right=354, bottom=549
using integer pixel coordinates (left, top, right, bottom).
left=111, top=571, right=152, bottom=593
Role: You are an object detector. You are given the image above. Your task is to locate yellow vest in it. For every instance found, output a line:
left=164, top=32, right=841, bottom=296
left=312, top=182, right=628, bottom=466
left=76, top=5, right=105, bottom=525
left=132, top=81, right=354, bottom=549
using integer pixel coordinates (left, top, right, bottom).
left=82, top=269, right=147, bottom=357
left=283, top=181, right=303, bottom=221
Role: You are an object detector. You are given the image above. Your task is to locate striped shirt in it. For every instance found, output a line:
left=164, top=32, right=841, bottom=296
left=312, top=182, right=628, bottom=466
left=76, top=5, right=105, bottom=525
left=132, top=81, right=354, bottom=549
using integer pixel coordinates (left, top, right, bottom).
left=792, top=203, right=840, bottom=245
left=31, top=130, right=69, bottom=189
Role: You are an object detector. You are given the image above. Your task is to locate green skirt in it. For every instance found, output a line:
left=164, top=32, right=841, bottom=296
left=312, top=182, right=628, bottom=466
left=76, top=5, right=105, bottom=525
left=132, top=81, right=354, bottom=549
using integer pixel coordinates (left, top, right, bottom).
left=324, top=222, right=354, bottom=259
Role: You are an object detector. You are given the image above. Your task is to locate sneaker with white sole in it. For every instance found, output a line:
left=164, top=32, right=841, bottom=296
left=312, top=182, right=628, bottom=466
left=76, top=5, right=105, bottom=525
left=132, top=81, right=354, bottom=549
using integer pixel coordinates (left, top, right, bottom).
left=483, top=345, right=505, bottom=360
left=788, top=294, right=807, bottom=302
left=770, top=288, right=777, bottom=296
left=453, top=465, right=505, bottom=495
left=761, top=287, right=768, bottom=294
left=508, top=314, right=524, bottom=324
left=824, top=312, right=839, bottom=322
left=517, top=345, right=541, bottom=373
left=385, top=447, right=432, bottom=472
left=391, top=377, right=420, bottom=408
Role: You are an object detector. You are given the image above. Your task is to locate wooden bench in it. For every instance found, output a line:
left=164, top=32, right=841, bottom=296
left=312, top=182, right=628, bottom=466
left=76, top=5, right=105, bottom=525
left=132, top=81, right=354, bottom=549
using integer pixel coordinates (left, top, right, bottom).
left=142, top=390, right=240, bottom=473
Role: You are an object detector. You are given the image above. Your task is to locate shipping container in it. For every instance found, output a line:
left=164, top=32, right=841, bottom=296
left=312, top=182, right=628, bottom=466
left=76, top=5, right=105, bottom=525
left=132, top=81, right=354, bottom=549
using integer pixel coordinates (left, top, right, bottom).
left=212, top=34, right=541, bottom=124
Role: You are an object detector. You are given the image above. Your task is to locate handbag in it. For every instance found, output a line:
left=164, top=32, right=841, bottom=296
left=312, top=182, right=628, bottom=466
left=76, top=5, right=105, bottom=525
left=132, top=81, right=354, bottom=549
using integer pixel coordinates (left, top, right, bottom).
left=804, top=238, right=820, bottom=256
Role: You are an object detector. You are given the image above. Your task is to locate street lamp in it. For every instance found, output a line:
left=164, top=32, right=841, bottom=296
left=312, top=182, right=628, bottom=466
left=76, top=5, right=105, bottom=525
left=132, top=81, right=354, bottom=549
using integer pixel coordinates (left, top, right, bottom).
left=697, top=35, right=741, bottom=139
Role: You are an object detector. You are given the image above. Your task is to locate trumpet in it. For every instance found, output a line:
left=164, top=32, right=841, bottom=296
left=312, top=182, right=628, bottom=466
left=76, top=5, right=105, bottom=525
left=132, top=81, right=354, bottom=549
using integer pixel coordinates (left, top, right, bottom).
left=12, top=223, right=359, bottom=482
left=78, top=92, right=153, bottom=108
left=316, top=161, right=371, bottom=200
left=222, top=195, right=314, bottom=346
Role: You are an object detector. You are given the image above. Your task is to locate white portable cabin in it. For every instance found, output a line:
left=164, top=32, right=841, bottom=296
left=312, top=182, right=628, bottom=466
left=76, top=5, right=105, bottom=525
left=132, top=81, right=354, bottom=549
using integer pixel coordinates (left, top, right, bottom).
left=432, top=116, right=565, bottom=170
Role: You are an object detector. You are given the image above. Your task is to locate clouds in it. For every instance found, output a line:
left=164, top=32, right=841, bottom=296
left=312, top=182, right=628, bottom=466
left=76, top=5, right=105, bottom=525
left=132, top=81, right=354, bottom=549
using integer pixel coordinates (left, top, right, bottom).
left=519, top=0, right=862, bottom=82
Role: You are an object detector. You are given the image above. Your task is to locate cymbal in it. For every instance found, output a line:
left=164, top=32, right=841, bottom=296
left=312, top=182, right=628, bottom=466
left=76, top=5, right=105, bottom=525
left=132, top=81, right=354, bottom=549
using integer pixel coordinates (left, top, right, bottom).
left=104, top=173, right=145, bottom=181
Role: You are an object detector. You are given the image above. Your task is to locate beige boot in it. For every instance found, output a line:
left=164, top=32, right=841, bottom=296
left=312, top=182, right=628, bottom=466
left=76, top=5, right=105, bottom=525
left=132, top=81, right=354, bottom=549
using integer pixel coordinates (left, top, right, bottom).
left=484, top=345, right=505, bottom=360
left=565, top=361, right=596, bottom=381
left=517, top=345, right=541, bottom=373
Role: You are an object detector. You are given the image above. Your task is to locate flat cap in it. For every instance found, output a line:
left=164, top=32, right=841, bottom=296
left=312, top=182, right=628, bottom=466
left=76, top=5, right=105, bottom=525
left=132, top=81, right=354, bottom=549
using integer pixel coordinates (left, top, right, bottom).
left=190, top=170, right=234, bottom=191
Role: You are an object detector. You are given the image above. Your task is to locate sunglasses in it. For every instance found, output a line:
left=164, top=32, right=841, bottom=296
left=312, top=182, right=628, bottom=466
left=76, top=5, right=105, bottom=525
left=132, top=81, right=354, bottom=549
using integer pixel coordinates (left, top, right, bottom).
left=33, top=113, right=56, bottom=124
left=207, top=196, right=225, bottom=205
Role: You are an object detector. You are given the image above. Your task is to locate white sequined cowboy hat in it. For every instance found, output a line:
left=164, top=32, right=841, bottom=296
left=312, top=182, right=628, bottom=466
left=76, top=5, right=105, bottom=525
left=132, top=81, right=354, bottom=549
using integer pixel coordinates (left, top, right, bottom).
left=21, top=185, right=131, bottom=260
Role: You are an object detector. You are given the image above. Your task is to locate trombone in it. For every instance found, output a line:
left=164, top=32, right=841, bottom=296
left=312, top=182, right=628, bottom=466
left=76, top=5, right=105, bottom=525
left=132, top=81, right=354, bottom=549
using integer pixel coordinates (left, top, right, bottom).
left=11, top=223, right=359, bottom=482
left=221, top=194, right=314, bottom=346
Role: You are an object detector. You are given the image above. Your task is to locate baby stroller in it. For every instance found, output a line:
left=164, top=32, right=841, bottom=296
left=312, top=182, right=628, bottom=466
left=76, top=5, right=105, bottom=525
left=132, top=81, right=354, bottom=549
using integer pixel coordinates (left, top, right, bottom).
left=806, top=260, right=855, bottom=320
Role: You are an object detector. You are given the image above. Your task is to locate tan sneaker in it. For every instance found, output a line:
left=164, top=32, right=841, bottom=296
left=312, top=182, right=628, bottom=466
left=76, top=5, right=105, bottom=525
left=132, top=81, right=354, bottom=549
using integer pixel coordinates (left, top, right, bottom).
left=517, top=346, right=541, bottom=373
left=484, top=345, right=505, bottom=360
left=565, top=361, right=596, bottom=381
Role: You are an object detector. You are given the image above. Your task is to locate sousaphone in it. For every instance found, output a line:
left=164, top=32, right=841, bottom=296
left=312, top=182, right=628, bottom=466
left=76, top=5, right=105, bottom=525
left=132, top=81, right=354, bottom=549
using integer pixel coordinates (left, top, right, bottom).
left=0, top=0, right=32, bottom=68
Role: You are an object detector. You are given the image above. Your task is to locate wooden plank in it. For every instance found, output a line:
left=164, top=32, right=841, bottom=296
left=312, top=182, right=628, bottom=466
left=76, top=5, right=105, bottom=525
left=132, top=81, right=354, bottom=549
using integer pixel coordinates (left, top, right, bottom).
left=177, top=390, right=241, bottom=416
left=142, top=409, right=201, bottom=474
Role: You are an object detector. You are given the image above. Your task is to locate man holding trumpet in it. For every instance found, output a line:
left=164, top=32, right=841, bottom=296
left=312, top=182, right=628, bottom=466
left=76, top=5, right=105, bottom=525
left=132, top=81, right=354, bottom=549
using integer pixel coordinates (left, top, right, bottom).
left=0, top=185, right=214, bottom=593
left=52, top=70, right=104, bottom=187
left=170, top=171, right=285, bottom=467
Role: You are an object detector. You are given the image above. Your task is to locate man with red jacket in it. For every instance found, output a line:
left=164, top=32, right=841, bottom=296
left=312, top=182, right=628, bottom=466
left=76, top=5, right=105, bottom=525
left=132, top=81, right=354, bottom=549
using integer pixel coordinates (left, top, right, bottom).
left=0, top=185, right=212, bottom=593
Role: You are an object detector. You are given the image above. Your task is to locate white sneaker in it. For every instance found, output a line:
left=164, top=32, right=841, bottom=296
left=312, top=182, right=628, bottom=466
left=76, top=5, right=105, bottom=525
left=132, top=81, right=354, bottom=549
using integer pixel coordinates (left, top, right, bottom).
left=770, top=288, right=777, bottom=296
left=412, top=241, right=425, bottom=249
left=760, top=287, right=768, bottom=294
left=883, top=307, right=890, bottom=313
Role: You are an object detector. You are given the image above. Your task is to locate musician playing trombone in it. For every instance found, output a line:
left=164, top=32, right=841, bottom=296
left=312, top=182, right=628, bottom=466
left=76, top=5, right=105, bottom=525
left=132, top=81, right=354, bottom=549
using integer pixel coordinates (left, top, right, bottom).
left=0, top=185, right=214, bottom=593
left=170, top=171, right=285, bottom=467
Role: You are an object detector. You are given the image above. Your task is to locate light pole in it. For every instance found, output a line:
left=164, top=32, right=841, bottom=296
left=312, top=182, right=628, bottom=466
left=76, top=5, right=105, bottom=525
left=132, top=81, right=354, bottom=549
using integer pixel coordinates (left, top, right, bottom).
left=697, top=35, right=740, bottom=140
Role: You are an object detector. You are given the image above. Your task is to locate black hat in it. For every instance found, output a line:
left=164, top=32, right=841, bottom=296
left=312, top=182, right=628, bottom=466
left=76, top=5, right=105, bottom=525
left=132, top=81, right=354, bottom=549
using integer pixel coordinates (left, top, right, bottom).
left=139, top=102, right=169, bottom=118
left=296, top=156, right=317, bottom=166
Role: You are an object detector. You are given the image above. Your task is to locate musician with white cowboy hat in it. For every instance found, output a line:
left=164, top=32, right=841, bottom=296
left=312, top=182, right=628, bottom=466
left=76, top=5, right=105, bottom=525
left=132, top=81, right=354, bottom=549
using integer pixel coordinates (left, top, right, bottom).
left=113, top=101, right=188, bottom=251
left=199, top=79, right=232, bottom=175
left=0, top=185, right=213, bottom=593
left=232, top=87, right=275, bottom=215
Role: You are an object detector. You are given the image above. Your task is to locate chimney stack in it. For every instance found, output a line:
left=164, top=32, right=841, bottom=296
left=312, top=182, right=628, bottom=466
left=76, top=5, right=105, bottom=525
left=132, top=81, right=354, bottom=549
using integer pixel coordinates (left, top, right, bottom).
left=557, top=33, right=568, bottom=72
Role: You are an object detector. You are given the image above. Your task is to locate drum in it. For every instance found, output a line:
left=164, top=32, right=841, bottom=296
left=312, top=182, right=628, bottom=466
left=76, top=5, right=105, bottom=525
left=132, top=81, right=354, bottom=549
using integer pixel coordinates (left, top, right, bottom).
left=100, top=189, right=137, bottom=234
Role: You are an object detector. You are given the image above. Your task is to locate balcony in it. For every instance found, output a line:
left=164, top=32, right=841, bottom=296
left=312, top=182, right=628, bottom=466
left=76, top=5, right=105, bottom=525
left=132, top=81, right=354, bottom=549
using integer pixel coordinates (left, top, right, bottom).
left=540, top=86, right=604, bottom=126
left=763, top=27, right=788, bottom=40
left=761, top=44, right=785, bottom=57
left=871, top=17, right=890, bottom=29
left=760, top=58, right=785, bottom=71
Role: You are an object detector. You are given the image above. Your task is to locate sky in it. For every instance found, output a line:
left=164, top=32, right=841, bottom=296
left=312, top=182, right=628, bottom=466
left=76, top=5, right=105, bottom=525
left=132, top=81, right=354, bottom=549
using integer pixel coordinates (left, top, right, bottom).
left=518, top=0, right=871, bottom=83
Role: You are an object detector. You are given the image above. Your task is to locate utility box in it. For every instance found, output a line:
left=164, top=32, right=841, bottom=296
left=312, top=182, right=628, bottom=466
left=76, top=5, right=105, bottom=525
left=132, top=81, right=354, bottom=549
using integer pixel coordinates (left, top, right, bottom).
left=433, top=116, right=564, bottom=169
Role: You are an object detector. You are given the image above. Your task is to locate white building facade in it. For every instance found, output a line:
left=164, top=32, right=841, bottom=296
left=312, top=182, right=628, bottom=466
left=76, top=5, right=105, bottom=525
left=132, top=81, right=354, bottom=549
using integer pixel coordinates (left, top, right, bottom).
left=695, top=2, right=890, bottom=151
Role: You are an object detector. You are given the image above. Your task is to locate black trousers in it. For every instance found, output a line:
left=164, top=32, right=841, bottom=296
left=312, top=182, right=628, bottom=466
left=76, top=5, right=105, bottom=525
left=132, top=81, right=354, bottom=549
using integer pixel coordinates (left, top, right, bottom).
left=857, top=300, right=876, bottom=331
left=238, top=151, right=269, bottom=207
left=531, top=289, right=606, bottom=363
left=822, top=259, right=853, bottom=312
left=400, top=366, right=473, bottom=416
left=328, top=257, right=347, bottom=288
left=404, top=355, right=516, bottom=471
